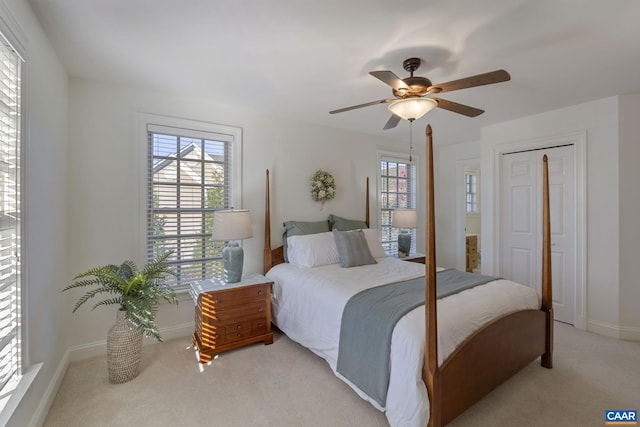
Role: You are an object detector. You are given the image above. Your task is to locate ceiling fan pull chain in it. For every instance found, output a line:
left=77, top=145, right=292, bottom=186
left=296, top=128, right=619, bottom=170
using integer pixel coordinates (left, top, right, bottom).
left=409, top=119, right=414, bottom=162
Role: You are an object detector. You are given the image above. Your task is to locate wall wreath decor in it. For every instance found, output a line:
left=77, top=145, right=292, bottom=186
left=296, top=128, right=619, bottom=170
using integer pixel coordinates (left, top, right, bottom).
left=310, top=169, right=336, bottom=210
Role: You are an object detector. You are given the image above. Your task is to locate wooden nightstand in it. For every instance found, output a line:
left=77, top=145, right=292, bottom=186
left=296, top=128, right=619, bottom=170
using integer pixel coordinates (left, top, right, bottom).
left=190, top=273, right=274, bottom=363
left=466, top=235, right=478, bottom=272
left=398, top=253, right=426, bottom=264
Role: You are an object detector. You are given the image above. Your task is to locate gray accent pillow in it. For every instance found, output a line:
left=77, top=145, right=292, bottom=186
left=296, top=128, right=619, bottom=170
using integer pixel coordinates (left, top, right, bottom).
left=332, top=229, right=377, bottom=268
left=328, top=214, right=368, bottom=231
left=283, top=220, right=330, bottom=262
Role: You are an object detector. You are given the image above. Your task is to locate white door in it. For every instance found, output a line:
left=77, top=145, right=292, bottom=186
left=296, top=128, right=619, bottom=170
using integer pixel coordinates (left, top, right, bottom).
left=501, top=146, right=575, bottom=324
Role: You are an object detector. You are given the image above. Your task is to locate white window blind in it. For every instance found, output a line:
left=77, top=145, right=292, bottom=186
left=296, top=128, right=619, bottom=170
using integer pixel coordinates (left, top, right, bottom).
left=0, top=31, right=22, bottom=395
left=379, top=156, right=416, bottom=254
left=146, top=123, right=239, bottom=289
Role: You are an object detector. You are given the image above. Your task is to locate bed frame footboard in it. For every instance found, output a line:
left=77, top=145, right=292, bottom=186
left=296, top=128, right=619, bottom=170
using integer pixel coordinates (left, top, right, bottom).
left=435, top=309, right=547, bottom=425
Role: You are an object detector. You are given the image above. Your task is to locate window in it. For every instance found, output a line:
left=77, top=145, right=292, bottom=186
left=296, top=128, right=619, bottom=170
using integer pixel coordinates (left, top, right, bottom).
left=465, top=172, right=478, bottom=213
left=0, top=26, right=23, bottom=404
left=379, top=157, right=416, bottom=254
left=145, top=120, right=241, bottom=289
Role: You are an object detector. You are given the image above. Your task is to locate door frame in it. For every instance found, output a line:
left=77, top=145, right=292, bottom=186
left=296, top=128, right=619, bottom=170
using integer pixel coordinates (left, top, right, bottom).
left=481, top=131, right=587, bottom=330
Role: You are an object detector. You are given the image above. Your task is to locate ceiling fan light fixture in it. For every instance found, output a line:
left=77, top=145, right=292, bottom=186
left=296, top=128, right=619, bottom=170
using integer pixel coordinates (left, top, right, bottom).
left=388, top=97, right=437, bottom=121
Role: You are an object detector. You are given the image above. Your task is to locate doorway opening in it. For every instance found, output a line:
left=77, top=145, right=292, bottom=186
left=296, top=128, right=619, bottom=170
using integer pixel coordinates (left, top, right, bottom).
left=464, top=168, right=481, bottom=273
left=456, top=159, right=481, bottom=273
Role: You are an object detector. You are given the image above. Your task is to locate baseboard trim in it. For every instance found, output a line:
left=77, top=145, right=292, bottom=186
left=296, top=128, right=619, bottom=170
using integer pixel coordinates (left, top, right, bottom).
left=28, top=353, right=67, bottom=427
left=29, top=322, right=194, bottom=427
left=618, top=325, right=640, bottom=342
left=588, top=320, right=621, bottom=339
left=587, top=320, right=640, bottom=341
left=67, top=322, right=194, bottom=362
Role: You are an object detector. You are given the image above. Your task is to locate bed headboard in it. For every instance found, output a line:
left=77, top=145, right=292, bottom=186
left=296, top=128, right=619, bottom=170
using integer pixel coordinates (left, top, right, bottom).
left=263, top=170, right=370, bottom=274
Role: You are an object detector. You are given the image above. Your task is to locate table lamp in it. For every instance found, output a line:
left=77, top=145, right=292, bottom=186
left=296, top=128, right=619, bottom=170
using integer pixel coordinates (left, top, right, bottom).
left=392, top=209, right=417, bottom=258
left=212, top=209, right=253, bottom=283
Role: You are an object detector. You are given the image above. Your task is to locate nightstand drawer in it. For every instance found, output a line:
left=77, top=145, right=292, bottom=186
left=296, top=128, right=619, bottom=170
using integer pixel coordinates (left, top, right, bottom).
left=199, top=326, right=225, bottom=347
left=203, top=301, right=268, bottom=324
left=252, top=319, right=269, bottom=334
left=466, top=253, right=479, bottom=272
left=224, top=320, right=254, bottom=341
left=202, top=284, right=270, bottom=308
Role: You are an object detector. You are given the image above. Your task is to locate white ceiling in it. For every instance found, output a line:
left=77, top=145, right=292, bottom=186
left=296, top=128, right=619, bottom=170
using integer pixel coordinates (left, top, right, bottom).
left=28, top=0, right=640, bottom=145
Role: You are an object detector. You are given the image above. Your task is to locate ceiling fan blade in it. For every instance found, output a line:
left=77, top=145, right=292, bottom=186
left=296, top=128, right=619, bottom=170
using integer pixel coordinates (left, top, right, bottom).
left=428, top=69, right=510, bottom=94
left=370, top=71, right=410, bottom=91
left=329, top=98, right=394, bottom=114
left=432, top=98, right=484, bottom=117
left=383, top=114, right=402, bottom=130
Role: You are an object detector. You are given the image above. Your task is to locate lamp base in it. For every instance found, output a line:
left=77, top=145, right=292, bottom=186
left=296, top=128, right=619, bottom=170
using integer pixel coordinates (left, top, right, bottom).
left=222, top=242, right=244, bottom=283
left=398, top=231, right=411, bottom=258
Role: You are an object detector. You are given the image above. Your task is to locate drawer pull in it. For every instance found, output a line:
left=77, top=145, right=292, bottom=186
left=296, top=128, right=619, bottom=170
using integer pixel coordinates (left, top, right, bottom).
left=237, top=333, right=241, bottom=337
left=258, top=290, right=262, bottom=295
left=236, top=324, right=243, bottom=329
left=258, top=307, right=263, bottom=312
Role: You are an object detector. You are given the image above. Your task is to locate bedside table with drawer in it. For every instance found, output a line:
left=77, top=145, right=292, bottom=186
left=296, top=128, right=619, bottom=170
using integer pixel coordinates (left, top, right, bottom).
left=190, top=273, right=273, bottom=363
left=466, top=234, right=478, bottom=272
left=398, top=252, right=426, bottom=264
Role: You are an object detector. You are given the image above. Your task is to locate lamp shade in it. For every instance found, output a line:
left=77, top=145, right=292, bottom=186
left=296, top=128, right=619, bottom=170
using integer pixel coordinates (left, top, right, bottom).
left=211, top=209, right=253, bottom=241
left=392, top=209, right=417, bottom=229
left=388, top=97, right=437, bottom=121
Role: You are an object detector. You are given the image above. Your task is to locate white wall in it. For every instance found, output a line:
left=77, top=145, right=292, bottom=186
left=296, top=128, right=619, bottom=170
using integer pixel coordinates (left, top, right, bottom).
left=2, top=0, right=69, bottom=425
left=618, top=94, right=640, bottom=337
left=65, top=77, right=423, bottom=351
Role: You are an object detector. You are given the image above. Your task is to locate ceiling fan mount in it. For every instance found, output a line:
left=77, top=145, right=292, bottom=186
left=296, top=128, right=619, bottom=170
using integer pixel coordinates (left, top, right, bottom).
left=392, top=58, right=433, bottom=98
left=402, top=57, right=421, bottom=74
left=329, top=57, right=511, bottom=129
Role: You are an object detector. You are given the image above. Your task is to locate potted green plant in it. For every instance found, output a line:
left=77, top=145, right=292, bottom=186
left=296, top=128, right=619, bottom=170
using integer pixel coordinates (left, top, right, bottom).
left=63, top=251, right=178, bottom=384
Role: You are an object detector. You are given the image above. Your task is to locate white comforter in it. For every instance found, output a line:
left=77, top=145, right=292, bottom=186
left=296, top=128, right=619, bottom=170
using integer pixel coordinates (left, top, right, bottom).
left=266, top=257, right=540, bottom=427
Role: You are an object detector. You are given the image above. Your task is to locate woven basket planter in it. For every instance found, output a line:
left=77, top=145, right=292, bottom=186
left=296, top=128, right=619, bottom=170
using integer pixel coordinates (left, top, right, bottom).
left=107, top=310, right=143, bottom=384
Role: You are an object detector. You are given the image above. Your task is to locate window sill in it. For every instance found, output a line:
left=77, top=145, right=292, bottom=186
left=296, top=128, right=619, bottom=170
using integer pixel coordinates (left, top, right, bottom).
left=0, top=363, right=42, bottom=425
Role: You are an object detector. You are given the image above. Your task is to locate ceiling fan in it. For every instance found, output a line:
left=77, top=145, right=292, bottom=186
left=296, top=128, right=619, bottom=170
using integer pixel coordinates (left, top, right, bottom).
left=329, top=58, right=511, bottom=130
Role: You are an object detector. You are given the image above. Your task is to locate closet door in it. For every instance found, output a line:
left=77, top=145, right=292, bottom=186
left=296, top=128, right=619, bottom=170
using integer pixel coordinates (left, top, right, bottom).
left=501, top=145, right=575, bottom=324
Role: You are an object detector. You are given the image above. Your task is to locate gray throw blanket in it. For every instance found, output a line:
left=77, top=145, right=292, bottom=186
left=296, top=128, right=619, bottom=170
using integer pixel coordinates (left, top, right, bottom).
left=336, top=269, right=499, bottom=407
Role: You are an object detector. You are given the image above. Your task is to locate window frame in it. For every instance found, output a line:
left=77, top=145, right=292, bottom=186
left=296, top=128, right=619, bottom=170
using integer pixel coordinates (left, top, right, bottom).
left=0, top=6, right=43, bottom=423
left=138, top=114, right=242, bottom=289
left=465, top=171, right=479, bottom=214
left=378, top=152, right=418, bottom=255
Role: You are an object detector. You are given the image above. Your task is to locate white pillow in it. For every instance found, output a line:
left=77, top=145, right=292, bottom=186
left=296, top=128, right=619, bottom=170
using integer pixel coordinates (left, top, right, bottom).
left=286, top=231, right=340, bottom=268
left=362, top=228, right=388, bottom=259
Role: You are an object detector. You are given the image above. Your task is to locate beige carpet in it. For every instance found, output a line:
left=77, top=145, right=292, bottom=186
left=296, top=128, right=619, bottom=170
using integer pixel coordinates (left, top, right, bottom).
left=44, top=322, right=640, bottom=427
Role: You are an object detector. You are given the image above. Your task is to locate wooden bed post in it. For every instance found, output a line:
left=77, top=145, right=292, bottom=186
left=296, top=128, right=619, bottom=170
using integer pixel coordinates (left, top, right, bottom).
left=541, top=155, right=554, bottom=368
left=422, top=124, right=441, bottom=427
left=264, top=169, right=272, bottom=275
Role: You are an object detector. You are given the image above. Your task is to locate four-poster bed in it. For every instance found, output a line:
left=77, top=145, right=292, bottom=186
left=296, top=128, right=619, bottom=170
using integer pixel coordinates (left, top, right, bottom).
left=262, top=125, right=553, bottom=427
